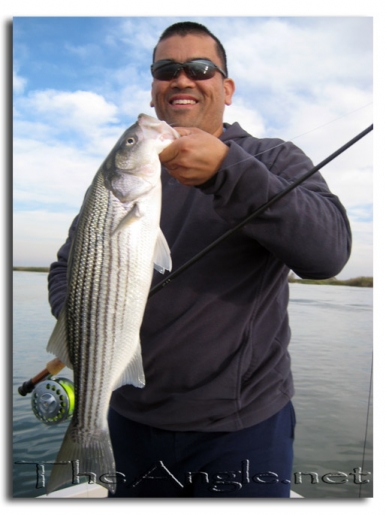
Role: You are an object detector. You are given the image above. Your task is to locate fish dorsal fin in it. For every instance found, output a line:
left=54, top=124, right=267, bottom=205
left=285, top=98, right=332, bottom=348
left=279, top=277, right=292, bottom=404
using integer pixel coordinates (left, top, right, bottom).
left=153, top=229, right=172, bottom=274
left=46, top=307, right=73, bottom=369
left=113, top=343, right=145, bottom=390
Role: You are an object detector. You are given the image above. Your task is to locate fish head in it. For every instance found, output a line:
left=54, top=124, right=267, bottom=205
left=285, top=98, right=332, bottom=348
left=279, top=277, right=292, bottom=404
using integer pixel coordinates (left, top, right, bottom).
left=102, top=114, right=179, bottom=203
left=137, top=113, right=180, bottom=153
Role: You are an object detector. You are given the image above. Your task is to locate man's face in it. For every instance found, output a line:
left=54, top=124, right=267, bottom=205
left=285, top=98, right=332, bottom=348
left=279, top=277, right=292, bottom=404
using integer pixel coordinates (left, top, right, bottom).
left=151, top=34, right=235, bottom=137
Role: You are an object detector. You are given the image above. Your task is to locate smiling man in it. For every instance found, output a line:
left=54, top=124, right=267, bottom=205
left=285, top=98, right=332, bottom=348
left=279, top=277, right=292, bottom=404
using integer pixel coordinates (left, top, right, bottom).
left=49, top=21, right=352, bottom=498
left=150, top=28, right=236, bottom=187
left=150, top=31, right=234, bottom=136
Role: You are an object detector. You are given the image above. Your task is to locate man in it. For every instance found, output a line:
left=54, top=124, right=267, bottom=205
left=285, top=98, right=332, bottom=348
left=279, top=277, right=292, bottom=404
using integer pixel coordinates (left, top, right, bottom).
left=48, top=21, right=351, bottom=497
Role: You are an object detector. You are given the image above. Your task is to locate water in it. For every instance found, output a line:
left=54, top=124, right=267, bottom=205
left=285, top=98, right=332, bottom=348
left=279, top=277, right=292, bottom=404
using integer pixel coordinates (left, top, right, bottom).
left=12, top=272, right=373, bottom=498
left=289, top=283, right=373, bottom=498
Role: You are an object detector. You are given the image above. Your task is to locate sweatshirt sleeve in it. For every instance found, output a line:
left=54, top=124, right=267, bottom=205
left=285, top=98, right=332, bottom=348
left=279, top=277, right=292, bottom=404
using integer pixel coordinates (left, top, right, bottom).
left=199, top=138, right=352, bottom=279
left=48, top=215, right=79, bottom=318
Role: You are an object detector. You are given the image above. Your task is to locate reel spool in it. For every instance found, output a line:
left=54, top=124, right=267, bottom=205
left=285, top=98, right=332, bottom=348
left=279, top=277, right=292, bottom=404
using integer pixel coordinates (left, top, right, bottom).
left=31, top=376, right=75, bottom=425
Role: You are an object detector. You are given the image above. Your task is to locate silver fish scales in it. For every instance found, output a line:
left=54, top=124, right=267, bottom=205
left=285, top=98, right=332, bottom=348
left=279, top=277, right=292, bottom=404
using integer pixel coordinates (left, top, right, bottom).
left=46, top=114, right=179, bottom=494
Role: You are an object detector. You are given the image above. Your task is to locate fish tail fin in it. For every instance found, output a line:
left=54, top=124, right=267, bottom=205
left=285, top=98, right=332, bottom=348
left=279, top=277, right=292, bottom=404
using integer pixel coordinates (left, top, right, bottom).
left=47, top=421, right=116, bottom=495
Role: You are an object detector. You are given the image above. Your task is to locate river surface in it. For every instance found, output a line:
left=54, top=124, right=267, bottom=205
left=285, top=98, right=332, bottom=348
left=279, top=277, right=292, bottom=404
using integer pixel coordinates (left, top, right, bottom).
left=12, top=272, right=373, bottom=498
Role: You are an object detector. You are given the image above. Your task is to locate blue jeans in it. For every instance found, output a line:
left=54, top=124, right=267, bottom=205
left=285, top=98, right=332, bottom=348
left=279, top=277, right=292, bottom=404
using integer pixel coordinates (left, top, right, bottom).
left=107, top=401, right=296, bottom=497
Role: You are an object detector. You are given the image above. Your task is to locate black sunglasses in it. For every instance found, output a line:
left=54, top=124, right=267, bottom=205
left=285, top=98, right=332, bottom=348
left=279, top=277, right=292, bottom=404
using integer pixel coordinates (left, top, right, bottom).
left=151, top=59, right=227, bottom=81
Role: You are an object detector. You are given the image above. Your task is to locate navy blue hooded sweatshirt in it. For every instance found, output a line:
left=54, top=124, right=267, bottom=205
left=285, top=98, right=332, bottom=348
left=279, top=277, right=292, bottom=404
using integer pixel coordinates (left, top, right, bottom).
left=48, top=122, right=351, bottom=431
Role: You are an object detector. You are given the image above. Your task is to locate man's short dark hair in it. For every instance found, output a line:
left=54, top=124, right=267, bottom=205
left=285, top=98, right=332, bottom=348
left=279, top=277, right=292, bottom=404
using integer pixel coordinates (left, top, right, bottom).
left=153, top=21, right=228, bottom=77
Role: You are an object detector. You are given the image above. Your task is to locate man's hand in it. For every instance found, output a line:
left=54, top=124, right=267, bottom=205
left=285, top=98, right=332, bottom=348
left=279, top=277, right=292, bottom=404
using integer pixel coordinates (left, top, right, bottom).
left=159, top=127, right=229, bottom=186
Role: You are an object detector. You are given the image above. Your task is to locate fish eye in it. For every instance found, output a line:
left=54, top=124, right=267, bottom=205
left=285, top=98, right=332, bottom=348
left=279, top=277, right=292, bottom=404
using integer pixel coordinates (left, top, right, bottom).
left=126, top=137, right=136, bottom=146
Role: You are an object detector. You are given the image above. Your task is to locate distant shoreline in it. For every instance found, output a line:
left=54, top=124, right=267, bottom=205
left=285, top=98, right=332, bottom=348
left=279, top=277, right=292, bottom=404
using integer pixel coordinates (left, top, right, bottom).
left=288, top=274, right=373, bottom=288
left=13, top=267, right=373, bottom=288
left=13, top=267, right=50, bottom=273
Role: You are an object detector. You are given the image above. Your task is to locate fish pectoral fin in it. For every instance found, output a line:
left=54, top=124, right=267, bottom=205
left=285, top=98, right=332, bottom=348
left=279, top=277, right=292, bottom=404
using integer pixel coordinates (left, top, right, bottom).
left=153, top=229, right=172, bottom=274
left=112, top=203, right=142, bottom=235
left=113, top=344, right=145, bottom=390
left=46, top=307, right=73, bottom=369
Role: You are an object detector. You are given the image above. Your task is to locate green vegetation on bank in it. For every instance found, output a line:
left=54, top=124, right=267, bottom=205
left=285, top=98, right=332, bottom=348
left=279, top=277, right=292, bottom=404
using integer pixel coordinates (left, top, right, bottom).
left=13, top=267, right=373, bottom=288
left=13, top=266, right=50, bottom=273
left=288, top=273, right=373, bottom=288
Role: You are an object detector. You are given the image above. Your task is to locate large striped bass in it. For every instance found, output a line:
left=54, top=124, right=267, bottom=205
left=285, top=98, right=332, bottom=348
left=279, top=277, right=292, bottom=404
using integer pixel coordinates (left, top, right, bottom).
left=46, top=113, right=179, bottom=494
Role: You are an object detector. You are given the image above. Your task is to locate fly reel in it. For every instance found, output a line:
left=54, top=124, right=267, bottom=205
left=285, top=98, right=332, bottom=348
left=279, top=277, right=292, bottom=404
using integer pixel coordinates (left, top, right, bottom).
left=31, top=376, right=75, bottom=425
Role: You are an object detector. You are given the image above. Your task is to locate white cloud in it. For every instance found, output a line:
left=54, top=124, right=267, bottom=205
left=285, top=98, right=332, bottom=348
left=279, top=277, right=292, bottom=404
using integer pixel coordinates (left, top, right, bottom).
left=115, top=83, right=154, bottom=119
left=226, top=18, right=372, bottom=93
left=225, top=99, right=266, bottom=138
left=13, top=89, right=129, bottom=161
left=13, top=69, right=27, bottom=94
left=64, top=42, right=102, bottom=60
left=13, top=137, right=103, bottom=211
left=19, top=89, right=119, bottom=133
left=116, top=18, right=164, bottom=52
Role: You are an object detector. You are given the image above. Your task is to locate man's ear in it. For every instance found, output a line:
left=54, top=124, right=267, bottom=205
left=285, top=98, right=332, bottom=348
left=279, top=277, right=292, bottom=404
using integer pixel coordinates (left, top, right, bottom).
left=224, top=78, right=236, bottom=106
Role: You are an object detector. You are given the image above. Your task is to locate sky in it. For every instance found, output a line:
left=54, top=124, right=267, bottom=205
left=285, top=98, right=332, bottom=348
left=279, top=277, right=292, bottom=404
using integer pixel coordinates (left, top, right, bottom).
left=4, top=3, right=384, bottom=513
left=12, top=15, right=373, bottom=280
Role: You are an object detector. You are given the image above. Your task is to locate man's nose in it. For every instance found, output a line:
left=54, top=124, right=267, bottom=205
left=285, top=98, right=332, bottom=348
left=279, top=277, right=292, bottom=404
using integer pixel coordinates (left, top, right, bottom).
left=170, top=69, right=196, bottom=88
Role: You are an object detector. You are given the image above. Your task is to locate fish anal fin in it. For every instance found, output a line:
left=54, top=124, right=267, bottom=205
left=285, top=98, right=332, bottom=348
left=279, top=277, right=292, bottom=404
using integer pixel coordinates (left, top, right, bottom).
left=113, top=344, right=145, bottom=390
left=153, top=229, right=172, bottom=274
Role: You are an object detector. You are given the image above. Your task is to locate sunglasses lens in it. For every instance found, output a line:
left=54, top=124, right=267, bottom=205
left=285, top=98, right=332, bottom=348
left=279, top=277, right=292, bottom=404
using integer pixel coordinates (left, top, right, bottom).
left=153, top=63, right=181, bottom=81
left=152, top=60, right=218, bottom=81
left=186, top=61, right=216, bottom=80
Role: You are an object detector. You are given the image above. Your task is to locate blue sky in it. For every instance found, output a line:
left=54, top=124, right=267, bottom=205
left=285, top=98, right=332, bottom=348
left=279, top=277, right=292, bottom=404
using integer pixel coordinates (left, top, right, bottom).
left=13, top=15, right=373, bottom=279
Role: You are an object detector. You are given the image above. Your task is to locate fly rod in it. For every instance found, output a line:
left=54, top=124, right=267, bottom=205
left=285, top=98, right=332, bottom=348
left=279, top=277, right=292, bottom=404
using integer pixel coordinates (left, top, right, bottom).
left=17, top=123, right=373, bottom=392
left=149, top=123, right=373, bottom=297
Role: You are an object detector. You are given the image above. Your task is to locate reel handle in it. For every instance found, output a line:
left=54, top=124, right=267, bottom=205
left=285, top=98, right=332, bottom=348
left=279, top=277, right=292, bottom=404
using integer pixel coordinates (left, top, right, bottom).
left=18, top=358, right=65, bottom=396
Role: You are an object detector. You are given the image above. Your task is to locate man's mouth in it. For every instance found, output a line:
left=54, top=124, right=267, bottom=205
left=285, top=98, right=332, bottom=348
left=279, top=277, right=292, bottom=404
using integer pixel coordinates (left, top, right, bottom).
left=169, top=97, right=198, bottom=106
